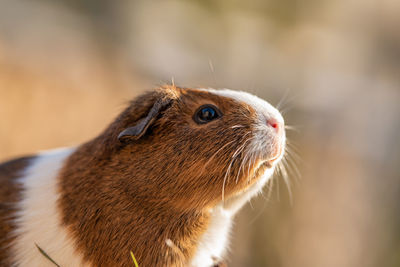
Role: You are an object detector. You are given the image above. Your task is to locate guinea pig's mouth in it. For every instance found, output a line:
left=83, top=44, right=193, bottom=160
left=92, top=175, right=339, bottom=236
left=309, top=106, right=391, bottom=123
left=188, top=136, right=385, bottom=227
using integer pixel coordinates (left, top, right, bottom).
left=253, top=160, right=273, bottom=176
left=253, top=147, right=284, bottom=175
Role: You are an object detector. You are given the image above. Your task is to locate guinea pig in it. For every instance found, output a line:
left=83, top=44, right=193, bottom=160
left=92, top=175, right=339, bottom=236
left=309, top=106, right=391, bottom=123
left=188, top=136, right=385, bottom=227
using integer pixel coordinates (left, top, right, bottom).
left=0, top=85, right=286, bottom=267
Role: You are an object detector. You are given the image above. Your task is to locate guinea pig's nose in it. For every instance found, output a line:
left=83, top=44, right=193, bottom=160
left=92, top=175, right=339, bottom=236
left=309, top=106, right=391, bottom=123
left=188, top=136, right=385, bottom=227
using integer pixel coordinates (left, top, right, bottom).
left=266, top=117, right=281, bottom=132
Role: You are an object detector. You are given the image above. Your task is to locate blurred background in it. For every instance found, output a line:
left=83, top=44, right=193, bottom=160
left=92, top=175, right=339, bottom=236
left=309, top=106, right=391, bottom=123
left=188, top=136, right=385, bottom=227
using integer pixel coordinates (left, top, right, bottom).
left=1, top=0, right=399, bottom=266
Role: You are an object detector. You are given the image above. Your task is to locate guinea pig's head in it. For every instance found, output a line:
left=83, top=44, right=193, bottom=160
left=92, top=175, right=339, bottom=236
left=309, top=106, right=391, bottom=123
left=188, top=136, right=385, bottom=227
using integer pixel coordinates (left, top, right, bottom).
left=108, top=86, right=285, bottom=211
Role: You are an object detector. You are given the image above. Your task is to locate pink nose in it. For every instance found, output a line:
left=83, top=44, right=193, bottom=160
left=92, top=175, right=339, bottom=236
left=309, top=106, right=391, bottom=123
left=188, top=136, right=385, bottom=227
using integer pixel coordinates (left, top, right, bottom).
left=267, top=118, right=280, bottom=131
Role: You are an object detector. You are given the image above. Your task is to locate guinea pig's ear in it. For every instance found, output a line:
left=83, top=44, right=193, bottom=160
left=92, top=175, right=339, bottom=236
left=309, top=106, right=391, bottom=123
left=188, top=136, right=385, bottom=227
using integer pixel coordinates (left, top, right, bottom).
left=118, top=97, right=172, bottom=142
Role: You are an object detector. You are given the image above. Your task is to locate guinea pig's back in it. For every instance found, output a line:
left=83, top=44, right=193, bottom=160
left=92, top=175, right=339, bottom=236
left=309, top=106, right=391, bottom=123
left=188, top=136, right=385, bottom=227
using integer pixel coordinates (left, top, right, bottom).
left=0, top=156, right=34, bottom=264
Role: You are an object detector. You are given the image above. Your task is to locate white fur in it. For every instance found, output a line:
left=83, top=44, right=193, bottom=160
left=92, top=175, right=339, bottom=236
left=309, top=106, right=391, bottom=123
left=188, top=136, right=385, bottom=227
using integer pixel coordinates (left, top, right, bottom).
left=191, top=89, right=283, bottom=267
left=190, top=170, right=275, bottom=267
left=190, top=207, right=232, bottom=267
left=205, top=88, right=284, bottom=125
left=11, top=148, right=88, bottom=267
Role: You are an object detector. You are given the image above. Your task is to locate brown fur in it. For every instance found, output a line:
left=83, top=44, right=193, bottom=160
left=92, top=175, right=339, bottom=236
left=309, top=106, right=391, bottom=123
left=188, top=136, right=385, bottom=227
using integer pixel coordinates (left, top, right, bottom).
left=0, top=86, right=278, bottom=266
left=0, top=156, right=35, bottom=266
left=58, top=86, right=265, bottom=266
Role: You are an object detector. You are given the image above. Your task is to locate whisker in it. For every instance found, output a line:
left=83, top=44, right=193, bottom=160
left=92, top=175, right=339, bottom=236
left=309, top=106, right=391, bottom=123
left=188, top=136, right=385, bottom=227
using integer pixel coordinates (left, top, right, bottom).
left=283, top=151, right=302, bottom=183
left=276, top=88, right=291, bottom=111
left=247, top=154, right=252, bottom=179
left=280, top=157, right=293, bottom=205
left=198, top=140, right=236, bottom=177
left=284, top=125, right=301, bottom=133
left=248, top=192, right=269, bottom=225
left=276, top=165, right=281, bottom=202
left=222, top=150, right=238, bottom=202
left=231, top=125, right=245, bottom=129
left=208, top=58, right=217, bottom=86
left=285, top=138, right=302, bottom=183
left=277, top=90, right=303, bottom=114
left=222, top=132, right=251, bottom=202
left=285, top=146, right=302, bottom=163
left=280, top=105, right=294, bottom=116
left=222, top=144, right=246, bottom=202
left=235, top=138, right=255, bottom=184
left=248, top=197, right=254, bottom=210
left=249, top=159, right=280, bottom=225
left=267, top=173, right=275, bottom=200
left=247, top=148, right=257, bottom=179
left=285, top=146, right=302, bottom=164
left=286, top=141, right=301, bottom=155
left=259, top=178, right=273, bottom=202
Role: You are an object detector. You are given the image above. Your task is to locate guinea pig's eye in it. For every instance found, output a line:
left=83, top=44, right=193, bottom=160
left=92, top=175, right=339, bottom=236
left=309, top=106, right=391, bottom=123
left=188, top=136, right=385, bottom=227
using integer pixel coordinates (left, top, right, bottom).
left=193, top=104, right=222, bottom=124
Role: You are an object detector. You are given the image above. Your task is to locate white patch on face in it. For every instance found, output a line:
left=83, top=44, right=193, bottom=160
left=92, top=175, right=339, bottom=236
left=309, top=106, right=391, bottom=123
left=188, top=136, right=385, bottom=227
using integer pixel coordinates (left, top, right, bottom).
left=11, top=147, right=89, bottom=267
left=205, top=88, right=284, bottom=125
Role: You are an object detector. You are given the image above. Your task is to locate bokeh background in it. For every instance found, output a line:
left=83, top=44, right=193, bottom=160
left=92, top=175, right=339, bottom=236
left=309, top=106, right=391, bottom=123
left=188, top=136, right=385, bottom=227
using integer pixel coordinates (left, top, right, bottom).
left=1, top=0, right=400, bottom=266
